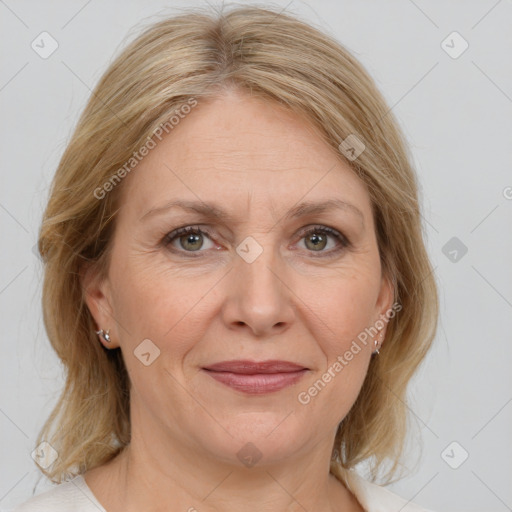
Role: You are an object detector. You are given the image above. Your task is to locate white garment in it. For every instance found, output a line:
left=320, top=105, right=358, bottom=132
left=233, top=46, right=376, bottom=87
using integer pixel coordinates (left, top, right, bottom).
left=12, top=471, right=434, bottom=512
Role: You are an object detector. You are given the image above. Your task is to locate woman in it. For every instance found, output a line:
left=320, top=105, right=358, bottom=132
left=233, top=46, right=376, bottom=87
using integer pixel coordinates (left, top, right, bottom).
left=15, top=5, right=438, bottom=511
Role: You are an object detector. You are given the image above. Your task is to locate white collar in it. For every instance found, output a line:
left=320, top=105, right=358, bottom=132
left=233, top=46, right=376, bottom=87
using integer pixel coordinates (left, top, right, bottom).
left=73, top=471, right=432, bottom=512
left=343, top=470, right=433, bottom=512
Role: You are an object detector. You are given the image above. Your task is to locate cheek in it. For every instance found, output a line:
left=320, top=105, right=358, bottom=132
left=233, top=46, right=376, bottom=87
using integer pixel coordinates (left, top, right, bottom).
left=108, top=262, right=206, bottom=407
left=301, top=276, right=376, bottom=414
left=109, top=253, right=203, bottom=356
left=310, top=269, right=380, bottom=350
left=301, top=274, right=378, bottom=408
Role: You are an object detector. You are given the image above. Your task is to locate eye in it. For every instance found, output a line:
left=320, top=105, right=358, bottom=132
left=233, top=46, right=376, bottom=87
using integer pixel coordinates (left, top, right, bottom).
left=162, top=225, right=350, bottom=257
left=163, top=226, right=216, bottom=254
left=296, top=225, right=350, bottom=257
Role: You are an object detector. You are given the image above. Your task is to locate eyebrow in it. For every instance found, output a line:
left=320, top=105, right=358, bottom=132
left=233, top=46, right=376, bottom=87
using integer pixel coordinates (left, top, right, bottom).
left=140, top=198, right=364, bottom=227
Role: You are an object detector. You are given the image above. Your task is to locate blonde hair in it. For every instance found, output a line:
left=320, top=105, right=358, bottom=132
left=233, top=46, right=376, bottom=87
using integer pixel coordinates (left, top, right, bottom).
left=35, top=4, right=439, bottom=486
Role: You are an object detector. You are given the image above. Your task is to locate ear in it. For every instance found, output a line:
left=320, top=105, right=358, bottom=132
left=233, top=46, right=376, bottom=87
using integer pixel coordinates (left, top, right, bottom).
left=79, top=261, right=120, bottom=348
left=374, top=272, right=395, bottom=338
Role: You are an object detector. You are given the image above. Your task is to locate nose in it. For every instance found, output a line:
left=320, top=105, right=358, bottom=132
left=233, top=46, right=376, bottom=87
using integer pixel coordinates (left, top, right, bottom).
left=221, top=240, right=296, bottom=338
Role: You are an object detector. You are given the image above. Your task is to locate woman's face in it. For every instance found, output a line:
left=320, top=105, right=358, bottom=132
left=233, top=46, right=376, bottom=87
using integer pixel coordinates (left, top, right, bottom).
left=84, top=89, right=393, bottom=468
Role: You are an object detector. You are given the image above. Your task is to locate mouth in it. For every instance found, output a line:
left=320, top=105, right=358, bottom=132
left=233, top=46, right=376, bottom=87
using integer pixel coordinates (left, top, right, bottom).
left=202, top=360, right=309, bottom=394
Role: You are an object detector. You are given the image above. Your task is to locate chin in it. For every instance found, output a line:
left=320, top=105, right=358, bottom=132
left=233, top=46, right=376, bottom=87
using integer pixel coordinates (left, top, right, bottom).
left=188, top=413, right=311, bottom=468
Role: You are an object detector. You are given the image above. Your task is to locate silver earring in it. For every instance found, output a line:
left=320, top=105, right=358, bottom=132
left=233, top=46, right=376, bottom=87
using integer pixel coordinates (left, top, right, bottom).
left=373, top=330, right=384, bottom=355
left=95, top=329, right=111, bottom=343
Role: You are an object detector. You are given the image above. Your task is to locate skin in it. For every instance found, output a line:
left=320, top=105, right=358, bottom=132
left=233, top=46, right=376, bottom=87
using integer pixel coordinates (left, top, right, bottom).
left=82, top=88, right=394, bottom=512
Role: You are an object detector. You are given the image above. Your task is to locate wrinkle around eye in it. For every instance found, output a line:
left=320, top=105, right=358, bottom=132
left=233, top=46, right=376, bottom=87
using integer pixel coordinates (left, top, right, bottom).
left=138, top=212, right=368, bottom=255
left=159, top=225, right=361, bottom=262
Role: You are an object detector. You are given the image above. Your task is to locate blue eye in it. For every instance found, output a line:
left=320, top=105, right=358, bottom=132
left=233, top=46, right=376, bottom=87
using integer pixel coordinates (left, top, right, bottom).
left=163, top=225, right=350, bottom=257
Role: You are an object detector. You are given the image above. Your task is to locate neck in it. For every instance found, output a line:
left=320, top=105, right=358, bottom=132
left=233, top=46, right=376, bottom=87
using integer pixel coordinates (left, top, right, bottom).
left=83, top=400, right=362, bottom=512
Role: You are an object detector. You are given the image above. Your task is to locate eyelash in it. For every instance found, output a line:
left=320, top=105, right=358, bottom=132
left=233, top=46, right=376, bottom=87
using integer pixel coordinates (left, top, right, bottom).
left=162, top=225, right=350, bottom=258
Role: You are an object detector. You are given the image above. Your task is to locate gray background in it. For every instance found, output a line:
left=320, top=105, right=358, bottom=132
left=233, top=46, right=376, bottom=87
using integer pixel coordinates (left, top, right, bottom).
left=1, top=1, right=511, bottom=511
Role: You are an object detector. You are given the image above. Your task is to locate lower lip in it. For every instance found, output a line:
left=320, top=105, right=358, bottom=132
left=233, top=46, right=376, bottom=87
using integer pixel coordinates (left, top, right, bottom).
left=203, top=369, right=308, bottom=394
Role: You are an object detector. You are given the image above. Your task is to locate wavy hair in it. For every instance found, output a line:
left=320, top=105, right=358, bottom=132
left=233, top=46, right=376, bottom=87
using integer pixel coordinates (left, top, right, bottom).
left=34, top=4, right=439, bottom=486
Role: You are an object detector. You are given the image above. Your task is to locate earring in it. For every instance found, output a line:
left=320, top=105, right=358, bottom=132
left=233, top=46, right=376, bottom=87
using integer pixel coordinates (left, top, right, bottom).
left=373, top=330, right=384, bottom=355
left=95, top=329, right=111, bottom=343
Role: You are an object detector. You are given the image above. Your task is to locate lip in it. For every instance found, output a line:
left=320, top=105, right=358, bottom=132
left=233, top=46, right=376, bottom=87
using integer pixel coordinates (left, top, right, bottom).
left=202, top=360, right=309, bottom=394
left=203, top=360, right=308, bottom=373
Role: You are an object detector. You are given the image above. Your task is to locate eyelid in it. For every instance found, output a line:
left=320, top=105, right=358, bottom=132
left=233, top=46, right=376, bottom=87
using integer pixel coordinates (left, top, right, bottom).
left=163, top=224, right=351, bottom=257
left=298, top=225, right=350, bottom=246
left=163, top=225, right=218, bottom=253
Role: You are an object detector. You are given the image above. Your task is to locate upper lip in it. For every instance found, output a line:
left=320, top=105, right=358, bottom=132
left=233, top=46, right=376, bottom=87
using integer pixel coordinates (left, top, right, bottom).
left=203, top=360, right=308, bottom=374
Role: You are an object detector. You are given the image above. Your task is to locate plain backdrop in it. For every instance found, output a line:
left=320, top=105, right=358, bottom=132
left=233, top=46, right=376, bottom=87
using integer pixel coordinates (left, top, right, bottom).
left=1, top=1, right=511, bottom=511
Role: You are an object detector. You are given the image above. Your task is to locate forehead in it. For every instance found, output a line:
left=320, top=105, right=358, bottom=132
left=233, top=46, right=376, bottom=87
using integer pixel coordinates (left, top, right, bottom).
left=120, top=91, right=372, bottom=222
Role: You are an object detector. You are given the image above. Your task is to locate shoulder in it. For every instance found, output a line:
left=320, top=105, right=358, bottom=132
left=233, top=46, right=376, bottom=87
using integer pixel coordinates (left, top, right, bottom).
left=12, top=475, right=106, bottom=512
left=345, top=470, right=436, bottom=512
